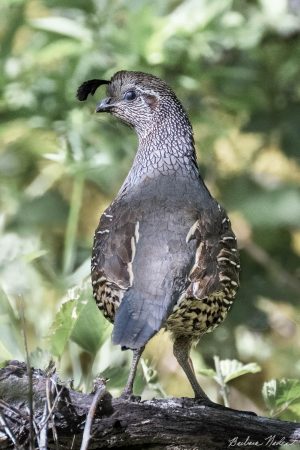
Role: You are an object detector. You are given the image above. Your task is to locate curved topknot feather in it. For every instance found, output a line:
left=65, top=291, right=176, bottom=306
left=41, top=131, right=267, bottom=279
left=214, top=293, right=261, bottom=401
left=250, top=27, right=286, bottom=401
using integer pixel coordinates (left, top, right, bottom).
left=76, top=79, right=109, bottom=101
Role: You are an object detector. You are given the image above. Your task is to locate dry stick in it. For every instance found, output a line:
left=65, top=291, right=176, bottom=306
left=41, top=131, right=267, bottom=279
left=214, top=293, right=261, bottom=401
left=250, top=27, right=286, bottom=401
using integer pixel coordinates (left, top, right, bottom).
left=39, top=384, right=63, bottom=430
left=39, top=403, right=48, bottom=450
left=46, top=378, right=59, bottom=450
left=80, top=382, right=107, bottom=450
left=29, top=380, right=60, bottom=450
left=70, top=434, right=76, bottom=450
left=0, top=399, right=28, bottom=420
left=32, top=414, right=41, bottom=448
left=19, top=297, right=34, bottom=450
left=0, top=410, right=21, bottom=449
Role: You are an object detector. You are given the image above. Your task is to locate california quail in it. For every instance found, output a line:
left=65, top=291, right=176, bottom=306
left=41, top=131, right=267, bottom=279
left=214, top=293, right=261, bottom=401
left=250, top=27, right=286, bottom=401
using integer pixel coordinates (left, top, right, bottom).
left=77, top=71, right=240, bottom=402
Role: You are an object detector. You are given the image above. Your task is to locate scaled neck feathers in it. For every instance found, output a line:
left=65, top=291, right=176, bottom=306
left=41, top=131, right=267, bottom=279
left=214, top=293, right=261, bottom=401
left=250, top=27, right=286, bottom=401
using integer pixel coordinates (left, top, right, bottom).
left=122, top=99, right=199, bottom=190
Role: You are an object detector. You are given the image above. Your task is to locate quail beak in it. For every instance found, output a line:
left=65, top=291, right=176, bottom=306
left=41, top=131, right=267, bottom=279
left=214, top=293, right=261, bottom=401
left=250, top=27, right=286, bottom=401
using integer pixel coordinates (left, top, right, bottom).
left=96, top=97, right=114, bottom=113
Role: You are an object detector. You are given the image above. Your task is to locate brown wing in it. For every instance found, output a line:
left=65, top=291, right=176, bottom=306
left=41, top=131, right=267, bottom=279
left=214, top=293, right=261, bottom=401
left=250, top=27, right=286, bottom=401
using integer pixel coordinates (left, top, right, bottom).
left=186, top=205, right=240, bottom=302
left=91, top=204, right=139, bottom=322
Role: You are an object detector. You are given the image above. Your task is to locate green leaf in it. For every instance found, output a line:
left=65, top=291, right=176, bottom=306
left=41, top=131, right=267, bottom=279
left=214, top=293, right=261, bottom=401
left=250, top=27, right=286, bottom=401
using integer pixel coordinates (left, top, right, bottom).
left=288, top=401, right=300, bottom=418
left=218, top=359, right=261, bottom=383
left=49, top=300, right=75, bottom=357
left=71, top=295, right=107, bottom=354
left=49, top=284, right=106, bottom=357
left=34, top=39, right=83, bottom=65
left=30, top=17, right=91, bottom=41
left=29, top=347, right=51, bottom=370
left=198, top=359, right=261, bottom=384
left=0, top=289, right=23, bottom=361
left=100, top=365, right=129, bottom=389
left=262, top=379, right=300, bottom=417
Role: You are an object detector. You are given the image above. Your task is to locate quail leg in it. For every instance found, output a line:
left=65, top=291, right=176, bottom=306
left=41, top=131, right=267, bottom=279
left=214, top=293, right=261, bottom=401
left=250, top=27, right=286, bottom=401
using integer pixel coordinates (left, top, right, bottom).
left=173, top=336, right=256, bottom=415
left=120, top=346, right=144, bottom=401
left=173, top=336, right=210, bottom=401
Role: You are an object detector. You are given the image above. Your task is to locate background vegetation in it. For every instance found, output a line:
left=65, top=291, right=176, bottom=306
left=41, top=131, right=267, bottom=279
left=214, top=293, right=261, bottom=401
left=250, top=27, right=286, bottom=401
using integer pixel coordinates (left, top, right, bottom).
left=0, top=0, right=300, bottom=422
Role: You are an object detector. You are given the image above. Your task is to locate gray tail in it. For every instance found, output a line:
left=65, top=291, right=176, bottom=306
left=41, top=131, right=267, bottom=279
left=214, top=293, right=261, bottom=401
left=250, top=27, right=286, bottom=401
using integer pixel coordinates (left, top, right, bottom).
left=112, top=294, right=166, bottom=350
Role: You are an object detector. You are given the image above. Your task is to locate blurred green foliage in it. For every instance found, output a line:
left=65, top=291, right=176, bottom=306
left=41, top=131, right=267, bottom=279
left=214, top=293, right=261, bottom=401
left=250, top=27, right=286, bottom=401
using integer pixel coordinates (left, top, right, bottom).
left=0, top=0, right=299, bottom=414
left=263, top=378, right=300, bottom=420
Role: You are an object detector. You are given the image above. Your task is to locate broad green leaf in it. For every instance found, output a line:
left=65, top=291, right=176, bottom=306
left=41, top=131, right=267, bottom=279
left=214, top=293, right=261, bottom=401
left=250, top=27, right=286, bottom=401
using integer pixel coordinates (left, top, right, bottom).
left=262, top=379, right=300, bottom=412
left=100, top=365, right=129, bottom=389
left=199, top=359, right=261, bottom=384
left=49, top=284, right=107, bottom=357
left=71, top=295, right=107, bottom=354
left=49, top=300, right=76, bottom=357
left=218, top=359, right=261, bottom=383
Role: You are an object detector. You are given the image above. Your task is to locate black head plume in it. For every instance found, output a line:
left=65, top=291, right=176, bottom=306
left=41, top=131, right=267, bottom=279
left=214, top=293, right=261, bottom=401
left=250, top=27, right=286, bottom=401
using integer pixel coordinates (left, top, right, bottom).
left=76, top=79, right=110, bottom=101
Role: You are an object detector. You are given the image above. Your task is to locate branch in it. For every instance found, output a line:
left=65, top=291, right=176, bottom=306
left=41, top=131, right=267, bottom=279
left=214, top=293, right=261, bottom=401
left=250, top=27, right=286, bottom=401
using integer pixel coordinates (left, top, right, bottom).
left=80, top=379, right=107, bottom=450
left=0, top=361, right=299, bottom=450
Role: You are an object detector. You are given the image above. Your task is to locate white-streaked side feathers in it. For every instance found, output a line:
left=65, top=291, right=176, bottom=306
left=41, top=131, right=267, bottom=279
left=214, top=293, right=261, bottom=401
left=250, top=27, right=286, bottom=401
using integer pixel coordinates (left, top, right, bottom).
left=167, top=205, right=240, bottom=338
left=91, top=204, right=140, bottom=323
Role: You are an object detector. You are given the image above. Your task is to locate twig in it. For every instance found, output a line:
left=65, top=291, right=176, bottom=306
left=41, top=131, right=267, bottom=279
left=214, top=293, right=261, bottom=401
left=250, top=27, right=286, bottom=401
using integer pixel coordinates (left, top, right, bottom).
left=39, top=403, right=48, bottom=450
left=31, top=414, right=40, bottom=448
left=0, top=400, right=28, bottom=420
left=46, top=378, right=59, bottom=450
left=0, top=410, right=21, bottom=449
left=80, top=380, right=107, bottom=450
left=39, top=384, right=62, bottom=430
left=70, top=434, right=76, bottom=450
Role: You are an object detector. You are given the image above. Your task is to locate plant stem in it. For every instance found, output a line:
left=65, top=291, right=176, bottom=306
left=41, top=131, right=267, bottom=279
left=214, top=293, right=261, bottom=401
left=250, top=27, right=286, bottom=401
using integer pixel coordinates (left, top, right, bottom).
left=19, top=297, right=34, bottom=450
left=214, top=356, right=230, bottom=408
left=63, top=174, right=84, bottom=275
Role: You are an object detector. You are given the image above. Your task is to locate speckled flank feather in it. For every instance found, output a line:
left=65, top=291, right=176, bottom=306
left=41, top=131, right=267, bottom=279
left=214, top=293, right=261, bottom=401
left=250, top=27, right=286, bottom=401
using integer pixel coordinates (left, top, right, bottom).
left=167, top=209, right=239, bottom=338
left=91, top=206, right=139, bottom=323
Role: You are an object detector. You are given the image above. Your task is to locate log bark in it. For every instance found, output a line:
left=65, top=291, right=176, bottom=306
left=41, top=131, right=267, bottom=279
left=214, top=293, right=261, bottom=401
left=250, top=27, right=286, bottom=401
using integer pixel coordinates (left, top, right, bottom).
left=0, top=361, right=299, bottom=450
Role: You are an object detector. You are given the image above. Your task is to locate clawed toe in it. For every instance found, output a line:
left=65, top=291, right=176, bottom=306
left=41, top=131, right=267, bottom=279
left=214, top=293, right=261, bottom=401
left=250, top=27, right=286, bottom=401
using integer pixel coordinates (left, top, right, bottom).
left=194, top=397, right=256, bottom=416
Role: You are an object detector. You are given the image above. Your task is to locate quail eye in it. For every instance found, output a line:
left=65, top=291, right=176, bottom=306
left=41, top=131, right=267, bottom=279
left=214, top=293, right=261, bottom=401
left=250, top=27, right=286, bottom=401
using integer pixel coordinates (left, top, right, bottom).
left=124, top=90, right=136, bottom=101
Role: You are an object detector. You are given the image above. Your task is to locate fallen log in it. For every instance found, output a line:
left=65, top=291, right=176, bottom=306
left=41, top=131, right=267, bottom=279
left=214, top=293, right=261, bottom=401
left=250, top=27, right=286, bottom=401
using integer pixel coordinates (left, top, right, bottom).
left=0, top=361, right=299, bottom=449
